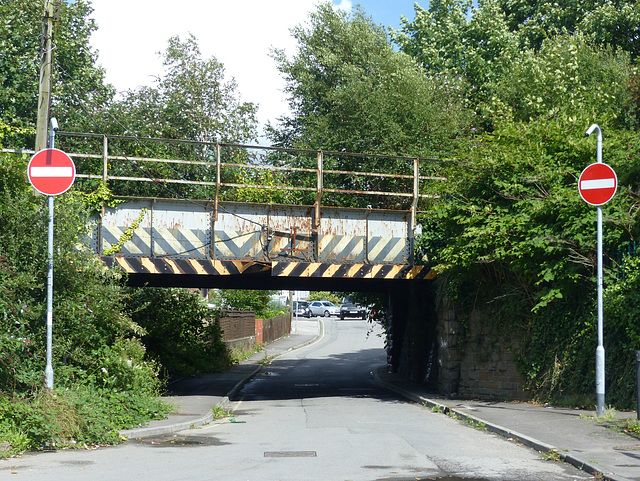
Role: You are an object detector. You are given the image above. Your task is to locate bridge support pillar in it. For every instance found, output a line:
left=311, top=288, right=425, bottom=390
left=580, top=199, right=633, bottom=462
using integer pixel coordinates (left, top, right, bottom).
left=385, top=282, right=438, bottom=388
left=432, top=277, right=528, bottom=401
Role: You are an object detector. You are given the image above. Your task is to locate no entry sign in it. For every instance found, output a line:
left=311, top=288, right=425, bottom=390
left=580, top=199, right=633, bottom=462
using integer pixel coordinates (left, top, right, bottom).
left=578, top=162, right=617, bottom=206
left=28, top=148, right=76, bottom=196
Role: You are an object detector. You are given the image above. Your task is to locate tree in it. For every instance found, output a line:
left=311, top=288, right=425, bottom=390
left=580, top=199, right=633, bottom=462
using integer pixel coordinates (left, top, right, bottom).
left=268, top=3, right=471, bottom=208
left=485, top=33, right=639, bottom=128
left=416, top=33, right=640, bottom=405
left=496, top=0, right=640, bottom=57
left=394, top=0, right=640, bottom=129
left=97, top=34, right=259, bottom=199
left=392, top=0, right=518, bottom=118
left=270, top=3, right=471, bottom=157
left=0, top=0, right=113, bottom=147
left=107, top=34, right=257, bottom=145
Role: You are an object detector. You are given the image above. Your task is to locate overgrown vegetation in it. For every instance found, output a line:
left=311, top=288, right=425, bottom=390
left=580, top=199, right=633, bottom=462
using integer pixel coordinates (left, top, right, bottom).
left=581, top=406, right=640, bottom=437
left=399, top=1, right=640, bottom=408
left=0, top=154, right=170, bottom=455
left=126, top=288, right=229, bottom=380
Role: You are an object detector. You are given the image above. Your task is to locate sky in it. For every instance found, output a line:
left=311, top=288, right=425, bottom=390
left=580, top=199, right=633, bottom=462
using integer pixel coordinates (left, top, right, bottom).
left=88, top=0, right=421, bottom=143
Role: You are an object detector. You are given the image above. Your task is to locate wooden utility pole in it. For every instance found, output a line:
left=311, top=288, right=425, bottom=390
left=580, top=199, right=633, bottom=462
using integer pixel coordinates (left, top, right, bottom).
left=35, top=0, right=56, bottom=151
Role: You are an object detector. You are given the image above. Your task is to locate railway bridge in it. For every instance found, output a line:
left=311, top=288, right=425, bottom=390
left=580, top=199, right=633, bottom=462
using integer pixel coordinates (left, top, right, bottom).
left=19, top=132, right=442, bottom=291
left=4, top=133, right=528, bottom=401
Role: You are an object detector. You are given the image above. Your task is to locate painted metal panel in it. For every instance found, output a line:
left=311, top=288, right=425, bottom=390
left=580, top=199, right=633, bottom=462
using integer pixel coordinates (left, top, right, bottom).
left=151, top=200, right=210, bottom=258
left=214, top=230, right=264, bottom=260
left=317, top=208, right=410, bottom=263
left=97, top=199, right=412, bottom=265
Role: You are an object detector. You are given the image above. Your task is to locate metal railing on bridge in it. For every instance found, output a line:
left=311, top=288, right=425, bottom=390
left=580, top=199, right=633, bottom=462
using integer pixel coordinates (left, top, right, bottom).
left=3, top=133, right=444, bottom=282
left=51, top=132, right=444, bottom=228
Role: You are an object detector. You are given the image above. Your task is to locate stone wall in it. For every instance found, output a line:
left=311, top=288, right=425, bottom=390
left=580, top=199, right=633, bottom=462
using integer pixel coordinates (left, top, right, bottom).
left=436, top=289, right=528, bottom=401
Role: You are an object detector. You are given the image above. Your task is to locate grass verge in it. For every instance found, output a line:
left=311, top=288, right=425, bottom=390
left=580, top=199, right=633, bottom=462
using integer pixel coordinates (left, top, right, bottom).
left=0, top=387, right=172, bottom=458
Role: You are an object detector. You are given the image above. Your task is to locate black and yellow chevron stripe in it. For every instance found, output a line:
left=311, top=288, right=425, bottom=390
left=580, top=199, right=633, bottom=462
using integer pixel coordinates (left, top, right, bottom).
left=271, top=262, right=435, bottom=280
left=103, top=257, right=271, bottom=276
left=103, top=257, right=434, bottom=280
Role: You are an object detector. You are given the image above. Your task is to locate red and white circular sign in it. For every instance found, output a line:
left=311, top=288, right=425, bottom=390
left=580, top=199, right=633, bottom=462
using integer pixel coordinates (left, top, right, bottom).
left=27, top=148, right=76, bottom=196
left=578, top=162, right=617, bottom=206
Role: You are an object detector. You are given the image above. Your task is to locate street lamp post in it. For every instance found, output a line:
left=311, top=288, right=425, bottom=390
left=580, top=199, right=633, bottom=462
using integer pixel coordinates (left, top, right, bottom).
left=585, top=123, right=605, bottom=416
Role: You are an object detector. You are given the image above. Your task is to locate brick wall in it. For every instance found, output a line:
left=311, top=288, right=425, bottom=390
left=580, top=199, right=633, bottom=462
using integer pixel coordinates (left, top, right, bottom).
left=218, top=309, right=256, bottom=348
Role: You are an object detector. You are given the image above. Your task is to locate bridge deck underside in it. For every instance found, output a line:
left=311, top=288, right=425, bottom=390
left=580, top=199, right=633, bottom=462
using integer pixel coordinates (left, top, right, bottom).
left=104, top=257, right=435, bottom=290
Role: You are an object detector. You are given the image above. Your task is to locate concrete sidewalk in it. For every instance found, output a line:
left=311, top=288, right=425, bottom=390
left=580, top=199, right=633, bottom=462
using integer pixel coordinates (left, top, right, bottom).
left=375, top=368, right=640, bottom=481
left=121, top=319, right=640, bottom=481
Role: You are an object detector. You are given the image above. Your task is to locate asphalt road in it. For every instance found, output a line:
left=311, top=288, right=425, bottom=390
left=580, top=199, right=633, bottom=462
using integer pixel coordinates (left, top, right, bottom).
left=1, top=318, right=595, bottom=481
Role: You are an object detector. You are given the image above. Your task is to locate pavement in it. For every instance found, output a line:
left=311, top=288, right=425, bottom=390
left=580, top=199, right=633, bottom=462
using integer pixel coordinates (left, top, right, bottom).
left=120, top=319, right=640, bottom=481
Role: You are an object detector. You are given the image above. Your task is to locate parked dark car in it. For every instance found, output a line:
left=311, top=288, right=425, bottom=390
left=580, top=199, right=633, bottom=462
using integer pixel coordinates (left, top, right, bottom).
left=339, top=302, right=367, bottom=320
left=292, top=301, right=311, bottom=318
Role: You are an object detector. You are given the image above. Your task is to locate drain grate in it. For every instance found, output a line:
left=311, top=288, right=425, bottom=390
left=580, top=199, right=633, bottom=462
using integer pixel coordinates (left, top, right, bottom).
left=264, top=451, right=317, bottom=458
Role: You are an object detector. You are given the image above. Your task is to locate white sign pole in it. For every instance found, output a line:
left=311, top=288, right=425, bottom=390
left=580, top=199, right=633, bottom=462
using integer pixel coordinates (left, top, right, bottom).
left=586, top=124, right=605, bottom=416
left=45, top=194, right=54, bottom=389
left=44, top=118, right=58, bottom=390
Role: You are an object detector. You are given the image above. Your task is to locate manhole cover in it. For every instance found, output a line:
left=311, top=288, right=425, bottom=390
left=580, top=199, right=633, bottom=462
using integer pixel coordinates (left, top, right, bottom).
left=264, top=451, right=317, bottom=457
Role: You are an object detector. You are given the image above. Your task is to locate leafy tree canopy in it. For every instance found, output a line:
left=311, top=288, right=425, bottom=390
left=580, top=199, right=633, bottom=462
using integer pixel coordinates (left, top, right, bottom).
left=106, top=34, right=258, bottom=145
left=269, top=2, right=472, bottom=158
left=394, top=0, right=640, bottom=127
left=0, top=0, right=113, bottom=147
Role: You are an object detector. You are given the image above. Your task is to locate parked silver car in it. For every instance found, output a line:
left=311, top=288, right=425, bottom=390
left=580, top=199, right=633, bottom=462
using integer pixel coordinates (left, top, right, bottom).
left=308, top=300, right=340, bottom=317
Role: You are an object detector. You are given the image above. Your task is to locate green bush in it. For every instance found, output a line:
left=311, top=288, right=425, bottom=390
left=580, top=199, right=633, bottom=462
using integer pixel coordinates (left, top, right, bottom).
left=0, top=155, right=170, bottom=452
left=127, top=288, right=229, bottom=379
left=603, top=256, right=640, bottom=407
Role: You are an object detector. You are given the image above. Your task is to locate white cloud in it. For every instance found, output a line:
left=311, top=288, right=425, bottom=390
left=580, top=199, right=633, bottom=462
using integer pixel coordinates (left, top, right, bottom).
left=333, top=0, right=353, bottom=13
left=89, top=0, right=330, bottom=142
